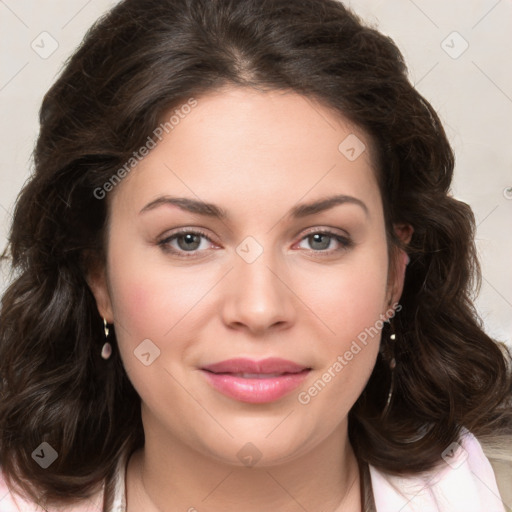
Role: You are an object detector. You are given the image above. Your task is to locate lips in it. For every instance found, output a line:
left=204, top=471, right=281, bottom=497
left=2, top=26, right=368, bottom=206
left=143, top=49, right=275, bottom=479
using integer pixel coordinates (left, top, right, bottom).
left=201, top=357, right=309, bottom=375
left=200, top=358, right=312, bottom=403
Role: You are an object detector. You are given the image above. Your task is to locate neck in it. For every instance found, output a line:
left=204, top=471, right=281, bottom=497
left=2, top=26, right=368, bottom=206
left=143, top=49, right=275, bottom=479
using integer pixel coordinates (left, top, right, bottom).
left=126, top=407, right=361, bottom=512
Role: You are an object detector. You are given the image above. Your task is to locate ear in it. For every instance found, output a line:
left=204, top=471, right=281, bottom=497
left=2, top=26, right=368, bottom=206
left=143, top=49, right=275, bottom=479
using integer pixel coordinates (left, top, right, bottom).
left=394, top=223, right=413, bottom=246
left=385, top=223, right=413, bottom=314
left=85, top=255, right=114, bottom=323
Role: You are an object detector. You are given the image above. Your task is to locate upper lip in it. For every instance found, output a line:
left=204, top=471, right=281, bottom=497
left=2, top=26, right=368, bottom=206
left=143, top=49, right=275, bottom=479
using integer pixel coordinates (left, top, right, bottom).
left=201, top=357, right=310, bottom=374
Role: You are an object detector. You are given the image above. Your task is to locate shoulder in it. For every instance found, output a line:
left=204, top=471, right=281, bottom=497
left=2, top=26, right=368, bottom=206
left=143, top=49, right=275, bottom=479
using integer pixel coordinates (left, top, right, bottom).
left=481, top=434, right=512, bottom=511
left=368, top=430, right=508, bottom=512
left=0, top=467, right=104, bottom=512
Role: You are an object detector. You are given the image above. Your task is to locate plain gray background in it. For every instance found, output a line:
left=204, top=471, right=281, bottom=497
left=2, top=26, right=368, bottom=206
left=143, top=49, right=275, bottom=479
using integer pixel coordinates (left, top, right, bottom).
left=0, top=0, right=511, bottom=347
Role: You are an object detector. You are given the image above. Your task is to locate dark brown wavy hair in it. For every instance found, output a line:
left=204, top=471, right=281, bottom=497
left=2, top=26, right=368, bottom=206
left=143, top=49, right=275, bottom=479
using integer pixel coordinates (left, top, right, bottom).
left=1, top=0, right=511, bottom=508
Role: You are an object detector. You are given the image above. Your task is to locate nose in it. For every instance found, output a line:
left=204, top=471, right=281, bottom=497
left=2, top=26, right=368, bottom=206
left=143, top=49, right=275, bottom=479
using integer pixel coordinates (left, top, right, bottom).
left=220, top=246, right=296, bottom=336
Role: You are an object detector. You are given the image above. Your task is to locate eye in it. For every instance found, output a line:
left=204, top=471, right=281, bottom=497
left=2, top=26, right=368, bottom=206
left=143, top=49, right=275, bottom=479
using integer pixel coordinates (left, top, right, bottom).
left=157, top=227, right=353, bottom=259
left=158, top=229, right=216, bottom=258
left=296, top=229, right=353, bottom=255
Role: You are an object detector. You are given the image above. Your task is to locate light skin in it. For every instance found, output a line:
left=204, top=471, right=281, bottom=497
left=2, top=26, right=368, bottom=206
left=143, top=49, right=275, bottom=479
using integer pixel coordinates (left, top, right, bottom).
left=88, top=86, right=411, bottom=512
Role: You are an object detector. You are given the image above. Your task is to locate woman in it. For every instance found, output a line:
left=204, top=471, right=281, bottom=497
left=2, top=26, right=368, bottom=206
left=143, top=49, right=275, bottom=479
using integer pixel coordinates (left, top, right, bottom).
left=0, top=0, right=510, bottom=510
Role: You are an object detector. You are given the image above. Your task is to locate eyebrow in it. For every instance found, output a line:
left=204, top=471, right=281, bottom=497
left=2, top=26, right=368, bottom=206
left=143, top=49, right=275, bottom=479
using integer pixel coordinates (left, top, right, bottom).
left=139, top=193, right=368, bottom=219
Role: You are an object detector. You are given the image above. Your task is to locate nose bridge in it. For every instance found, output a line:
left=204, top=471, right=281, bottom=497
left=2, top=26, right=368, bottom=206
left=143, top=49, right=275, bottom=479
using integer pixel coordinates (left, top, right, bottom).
left=221, top=235, right=295, bottom=332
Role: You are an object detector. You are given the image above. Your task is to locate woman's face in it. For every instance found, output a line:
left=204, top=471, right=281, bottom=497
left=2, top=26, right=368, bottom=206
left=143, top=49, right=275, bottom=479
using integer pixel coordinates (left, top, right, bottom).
left=90, top=86, right=405, bottom=466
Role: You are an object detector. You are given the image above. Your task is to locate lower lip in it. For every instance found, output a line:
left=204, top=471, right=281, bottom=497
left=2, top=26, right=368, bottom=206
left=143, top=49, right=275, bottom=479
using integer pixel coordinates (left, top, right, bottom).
left=201, top=370, right=311, bottom=403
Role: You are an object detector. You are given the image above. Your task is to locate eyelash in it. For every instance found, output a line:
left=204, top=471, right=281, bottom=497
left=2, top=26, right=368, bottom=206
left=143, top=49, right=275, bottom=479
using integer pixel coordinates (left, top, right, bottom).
left=158, top=228, right=353, bottom=259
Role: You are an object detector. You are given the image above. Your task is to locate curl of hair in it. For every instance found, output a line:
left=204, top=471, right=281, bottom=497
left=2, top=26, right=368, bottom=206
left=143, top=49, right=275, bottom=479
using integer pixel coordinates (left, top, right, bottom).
left=1, top=0, right=510, bottom=505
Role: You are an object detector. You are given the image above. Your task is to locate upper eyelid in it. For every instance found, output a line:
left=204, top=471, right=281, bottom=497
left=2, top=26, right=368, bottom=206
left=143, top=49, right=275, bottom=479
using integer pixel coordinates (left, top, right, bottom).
left=299, top=226, right=351, bottom=238
left=160, top=228, right=214, bottom=243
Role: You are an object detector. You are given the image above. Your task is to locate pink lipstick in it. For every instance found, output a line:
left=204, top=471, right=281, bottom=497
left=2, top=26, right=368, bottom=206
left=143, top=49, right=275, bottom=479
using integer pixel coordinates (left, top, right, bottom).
left=201, top=357, right=311, bottom=403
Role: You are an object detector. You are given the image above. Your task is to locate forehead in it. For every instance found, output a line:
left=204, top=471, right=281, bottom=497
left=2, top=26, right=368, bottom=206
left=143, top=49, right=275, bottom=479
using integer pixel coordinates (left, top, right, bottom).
left=110, top=86, right=381, bottom=217
left=162, top=86, right=376, bottom=164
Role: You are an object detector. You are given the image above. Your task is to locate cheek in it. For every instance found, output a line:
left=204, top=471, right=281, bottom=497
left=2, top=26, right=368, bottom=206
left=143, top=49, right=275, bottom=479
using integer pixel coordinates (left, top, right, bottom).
left=342, top=265, right=388, bottom=334
left=106, top=267, right=197, bottom=400
left=108, top=268, right=197, bottom=343
left=301, top=252, right=389, bottom=343
left=113, top=280, right=156, bottom=335
left=295, top=256, right=388, bottom=417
